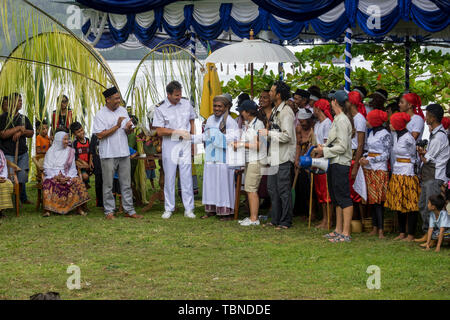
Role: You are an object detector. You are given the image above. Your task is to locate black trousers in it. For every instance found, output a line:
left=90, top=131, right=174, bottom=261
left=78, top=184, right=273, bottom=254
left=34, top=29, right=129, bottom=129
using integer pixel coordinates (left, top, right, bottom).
left=95, top=173, right=103, bottom=208
left=372, top=204, right=384, bottom=230
left=268, top=161, right=293, bottom=227
left=398, top=211, right=418, bottom=236
left=294, top=168, right=310, bottom=217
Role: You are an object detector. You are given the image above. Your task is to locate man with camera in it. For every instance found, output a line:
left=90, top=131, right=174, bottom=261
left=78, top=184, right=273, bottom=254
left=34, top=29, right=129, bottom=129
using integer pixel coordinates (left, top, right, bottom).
left=258, top=81, right=296, bottom=229
left=416, top=104, right=450, bottom=242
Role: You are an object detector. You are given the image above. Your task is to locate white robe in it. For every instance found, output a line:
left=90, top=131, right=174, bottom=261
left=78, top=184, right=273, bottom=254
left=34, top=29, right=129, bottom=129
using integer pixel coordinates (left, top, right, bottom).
left=197, top=114, right=240, bottom=209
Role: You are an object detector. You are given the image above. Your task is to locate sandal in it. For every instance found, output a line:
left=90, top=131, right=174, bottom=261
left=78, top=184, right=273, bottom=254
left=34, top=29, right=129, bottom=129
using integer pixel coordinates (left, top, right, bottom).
left=275, top=225, right=290, bottom=230
left=42, top=212, right=51, bottom=217
left=323, top=231, right=341, bottom=239
left=201, top=213, right=216, bottom=219
left=329, top=234, right=352, bottom=243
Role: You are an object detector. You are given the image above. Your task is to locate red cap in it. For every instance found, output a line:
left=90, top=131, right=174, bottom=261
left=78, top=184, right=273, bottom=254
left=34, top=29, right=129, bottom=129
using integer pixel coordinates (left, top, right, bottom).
left=390, top=112, right=411, bottom=131
left=314, top=99, right=333, bottom=121
left=348, top=91, right=367, bottom=118
left=367, top=109, right=388, bottom=128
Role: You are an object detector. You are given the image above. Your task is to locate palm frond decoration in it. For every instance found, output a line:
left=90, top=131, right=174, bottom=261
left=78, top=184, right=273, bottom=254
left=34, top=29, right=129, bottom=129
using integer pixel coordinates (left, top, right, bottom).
left=125, top=44, right=204, bottom=128
left=0, top=0, right=119, bottom=130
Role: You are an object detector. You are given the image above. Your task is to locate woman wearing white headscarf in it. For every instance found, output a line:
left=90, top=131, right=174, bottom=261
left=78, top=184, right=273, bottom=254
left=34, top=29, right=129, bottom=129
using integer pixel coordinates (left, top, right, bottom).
left=0, top=148, right=13, bottom=216
left=42, top=131, right=90, bottom=216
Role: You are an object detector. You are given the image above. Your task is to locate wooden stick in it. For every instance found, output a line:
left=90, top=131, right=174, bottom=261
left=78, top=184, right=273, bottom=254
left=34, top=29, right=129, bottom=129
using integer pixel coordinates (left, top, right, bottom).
left=308, top=171, right=314, bottom=229
left=234, top=170, right=242, bottom=220
left=292, top=167, right=300, bottom=189
left=326, top=174, right=331, bottom=230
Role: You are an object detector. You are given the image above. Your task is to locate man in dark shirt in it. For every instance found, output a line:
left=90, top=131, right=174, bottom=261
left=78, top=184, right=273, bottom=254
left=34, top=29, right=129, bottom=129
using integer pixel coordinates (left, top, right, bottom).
left=89, top=133, right=103, bottom=207
left=0, top=93, right=34, bottom=204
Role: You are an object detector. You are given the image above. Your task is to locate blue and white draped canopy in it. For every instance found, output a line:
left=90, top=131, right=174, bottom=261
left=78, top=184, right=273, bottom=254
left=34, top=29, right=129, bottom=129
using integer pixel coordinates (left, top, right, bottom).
left=77, top=0, right=449, bottom=50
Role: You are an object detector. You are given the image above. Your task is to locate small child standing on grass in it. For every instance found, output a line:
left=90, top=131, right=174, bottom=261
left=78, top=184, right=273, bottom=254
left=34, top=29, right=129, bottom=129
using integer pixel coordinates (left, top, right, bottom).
left=425, top=194, right=450, bottom=252
left=70, top=122, right=92, bottom=189
left=35, top=120, right=51, bottom=167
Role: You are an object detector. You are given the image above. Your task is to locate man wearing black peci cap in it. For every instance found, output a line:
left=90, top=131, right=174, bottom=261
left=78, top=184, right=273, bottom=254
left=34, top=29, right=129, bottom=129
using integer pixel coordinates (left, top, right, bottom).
left=92, top=87, right=142, bottom=220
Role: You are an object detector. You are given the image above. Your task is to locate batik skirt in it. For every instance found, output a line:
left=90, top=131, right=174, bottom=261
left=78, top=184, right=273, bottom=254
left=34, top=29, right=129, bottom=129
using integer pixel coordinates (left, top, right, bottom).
left=363, top=169, right=389, bottom=204
left=43, top=176, right=90, bottom=214
left=384, top=174, right=420, bottom=213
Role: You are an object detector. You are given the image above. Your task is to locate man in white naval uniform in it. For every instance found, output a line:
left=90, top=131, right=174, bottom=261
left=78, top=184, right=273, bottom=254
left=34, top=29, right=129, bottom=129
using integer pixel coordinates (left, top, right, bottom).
left=152, top=81, right=197, bottom=219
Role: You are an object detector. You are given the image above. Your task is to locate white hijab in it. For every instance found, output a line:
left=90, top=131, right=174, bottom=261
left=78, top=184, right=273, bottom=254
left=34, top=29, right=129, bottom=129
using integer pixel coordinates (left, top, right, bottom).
left=44, top=131, right=70, bottom=171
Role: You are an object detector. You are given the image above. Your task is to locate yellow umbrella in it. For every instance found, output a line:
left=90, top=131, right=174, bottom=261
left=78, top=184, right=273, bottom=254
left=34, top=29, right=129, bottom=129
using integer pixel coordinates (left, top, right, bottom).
left=199, top=62, right=222, bottom=119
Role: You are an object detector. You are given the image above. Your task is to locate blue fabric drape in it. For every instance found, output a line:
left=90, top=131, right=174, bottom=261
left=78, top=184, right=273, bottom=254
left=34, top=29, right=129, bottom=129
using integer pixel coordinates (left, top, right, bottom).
left=81, top=0, right=450, bottom=49
left=356, top=5, right=401, bottom=37
left=107, top=14, right=135, bottom=43
left=267, top=12, right=306, bottom=40
left=310, top=12, right=349, bottom=41
left=430, top=0, right=450, bottom=14
left=250, top=0, right=344, bottom=22
left=76, top=0, right=178, bottom=14
left=411, top=2, right=449, bottom=33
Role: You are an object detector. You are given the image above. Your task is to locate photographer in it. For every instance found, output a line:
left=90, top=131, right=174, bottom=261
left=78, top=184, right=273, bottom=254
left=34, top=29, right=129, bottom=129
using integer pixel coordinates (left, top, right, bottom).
left=258, top=81, right=296, bottom=230
left=416, top=104, right=450, bottom=243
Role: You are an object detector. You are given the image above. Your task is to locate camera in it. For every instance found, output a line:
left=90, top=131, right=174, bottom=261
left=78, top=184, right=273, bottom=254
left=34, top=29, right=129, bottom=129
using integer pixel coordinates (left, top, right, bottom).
left=416, top=139, right=428, bottom=149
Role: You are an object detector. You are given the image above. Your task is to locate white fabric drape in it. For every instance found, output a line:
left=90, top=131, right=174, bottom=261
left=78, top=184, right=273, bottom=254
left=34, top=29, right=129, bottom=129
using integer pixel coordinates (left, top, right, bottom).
left=412, top=0, right=440, bottom=12
left=358, top=0, right=399, bottom=16
left=135, top=11, right=155, bottom=28
left=318, top=2, right=345, bottom=23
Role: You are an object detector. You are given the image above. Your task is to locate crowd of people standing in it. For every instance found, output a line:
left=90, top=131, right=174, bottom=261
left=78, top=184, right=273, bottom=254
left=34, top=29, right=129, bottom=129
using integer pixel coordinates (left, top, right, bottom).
left=0, top=79, right=449, bottom=250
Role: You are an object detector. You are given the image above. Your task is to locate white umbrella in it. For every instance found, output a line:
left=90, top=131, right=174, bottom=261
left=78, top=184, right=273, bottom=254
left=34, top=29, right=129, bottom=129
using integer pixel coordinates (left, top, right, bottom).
left=204, top=39, right=298, bottom=64
left=205, top=38, right=298, bottom=97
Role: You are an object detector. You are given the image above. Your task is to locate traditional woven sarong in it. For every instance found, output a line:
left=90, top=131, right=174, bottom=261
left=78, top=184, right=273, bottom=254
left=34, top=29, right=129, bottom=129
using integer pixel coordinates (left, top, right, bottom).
left=0, top=179, right=13, bottom=210
left=314, top=173, right=331, bottom=203
left=363, top=169, right=389, bottom=204
left=43, top=176, right=90, bottom=214
left=384, top=174, right=420, bottom=213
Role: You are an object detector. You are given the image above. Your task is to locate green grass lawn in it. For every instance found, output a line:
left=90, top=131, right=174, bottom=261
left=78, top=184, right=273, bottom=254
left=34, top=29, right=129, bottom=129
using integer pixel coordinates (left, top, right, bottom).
left=0, top=175, right=449, bottom=300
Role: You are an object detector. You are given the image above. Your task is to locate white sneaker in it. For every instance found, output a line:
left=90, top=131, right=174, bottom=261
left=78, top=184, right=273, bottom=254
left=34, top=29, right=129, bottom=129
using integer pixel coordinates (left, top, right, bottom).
left=162, top=211, right=173, bottom=219
left=184, top=211, right=196, bottom=219
left=238, top=217, right=250, bottom=224
left=240, top=219, right=260, bottom=226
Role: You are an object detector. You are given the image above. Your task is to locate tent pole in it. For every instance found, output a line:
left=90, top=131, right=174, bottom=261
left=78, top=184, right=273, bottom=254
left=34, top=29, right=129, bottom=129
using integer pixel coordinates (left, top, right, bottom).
left=250, top=29, right=254, bottom=98
left=251, top=63, right=254, bottom=98
left=344, top=28, right=353, bottom=93
left=190, top=32, right=196, bottom=109
left=405, top=36, right=410, bottom=93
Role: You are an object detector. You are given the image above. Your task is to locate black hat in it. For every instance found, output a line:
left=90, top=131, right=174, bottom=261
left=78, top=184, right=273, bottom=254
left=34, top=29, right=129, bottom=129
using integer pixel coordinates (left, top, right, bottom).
left=237, top=100, right=257, bottom=112
left=294, top=89, right=310, bottom=99
left=237, top=93, right=250, bottom=106
left=102, top=87, right=119, bottom=99
left=426, top=103, right=444, bottom=122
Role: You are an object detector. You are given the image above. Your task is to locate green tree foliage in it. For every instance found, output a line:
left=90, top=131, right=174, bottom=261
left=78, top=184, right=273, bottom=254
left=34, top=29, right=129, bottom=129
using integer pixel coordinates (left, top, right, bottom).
left=222, top=43, right=449, bottom=108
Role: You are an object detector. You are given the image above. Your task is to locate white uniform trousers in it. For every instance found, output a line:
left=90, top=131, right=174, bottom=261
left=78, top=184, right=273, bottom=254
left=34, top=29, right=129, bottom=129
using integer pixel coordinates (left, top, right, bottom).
left=162, top=139, right=194, bottom=212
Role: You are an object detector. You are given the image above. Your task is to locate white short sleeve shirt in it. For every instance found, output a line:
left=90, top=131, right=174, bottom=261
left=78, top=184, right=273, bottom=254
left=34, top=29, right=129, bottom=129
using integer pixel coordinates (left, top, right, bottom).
left=92, top=106, right=131, bottom=159
left=152, top=98, right=197, bottom=143
left=406, top=114, right=424, bottom=140
left=314, top=117, right=332, bottom=145
left=352, top=112, right=367, bottom=150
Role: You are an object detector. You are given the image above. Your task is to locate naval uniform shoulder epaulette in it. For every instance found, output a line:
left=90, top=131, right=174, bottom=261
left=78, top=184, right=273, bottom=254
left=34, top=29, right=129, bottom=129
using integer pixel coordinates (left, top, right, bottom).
left=155, top=100, right=165, bottom=107
left=181, top=97, right=189, bottom=100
